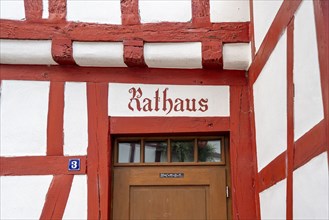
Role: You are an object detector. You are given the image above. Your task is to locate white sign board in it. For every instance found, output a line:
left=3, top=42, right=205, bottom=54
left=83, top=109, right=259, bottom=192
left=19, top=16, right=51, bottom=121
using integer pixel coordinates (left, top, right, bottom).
left=108, top=83, right=229, bottom=117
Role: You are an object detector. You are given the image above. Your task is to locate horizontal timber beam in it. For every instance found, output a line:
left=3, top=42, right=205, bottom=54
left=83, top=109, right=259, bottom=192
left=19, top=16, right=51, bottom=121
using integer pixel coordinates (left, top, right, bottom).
left=0, top=156, right=86, bottom=175
left=0, top=20, right=249, bottom=42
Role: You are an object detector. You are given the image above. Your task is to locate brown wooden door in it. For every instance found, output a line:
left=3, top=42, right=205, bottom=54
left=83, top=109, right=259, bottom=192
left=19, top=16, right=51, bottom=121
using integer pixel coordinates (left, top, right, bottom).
left=112, top=166, right=228, bottom=220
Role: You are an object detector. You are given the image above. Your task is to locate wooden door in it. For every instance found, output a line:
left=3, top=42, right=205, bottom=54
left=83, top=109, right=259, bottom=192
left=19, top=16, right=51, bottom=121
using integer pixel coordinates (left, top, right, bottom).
left=112, top=166, right=227, bottom=220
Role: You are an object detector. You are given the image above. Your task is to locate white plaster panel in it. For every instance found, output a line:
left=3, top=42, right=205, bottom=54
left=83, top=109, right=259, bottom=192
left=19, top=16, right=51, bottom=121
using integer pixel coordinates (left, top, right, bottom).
left=63, top=175, right=87, bottom=220
left=223, top=43, right=251, bottom=70
left=108, top=83, right=229, bottom=117
left=0, top=175, right=53, bottom=219
left=139, top=0, right=191, bottom=23
left=293, top=0, right=324, bottom=141
left=210, top=0, right=250, bottom=22
left=253, top=0, right=283, bottom=52
left=260, top=179, right=286, bottom=220
left=67, top=0, right=121, bottom=24
left=64, top=82, right=88, bottom=156
left=0, top=0, right=25, bottom=20
left=42, top=0, right=49, bottom=19
left=293, top=152, right=329, bottom=220
left=144, top=42, right=202, bottom=69
left=0, top=80, right=50, bottom=156
left=253, top=31, right=287, bottom=171
left=0, top=39, right=57, bottom=65
left=73, top=42, right=126, bottom=67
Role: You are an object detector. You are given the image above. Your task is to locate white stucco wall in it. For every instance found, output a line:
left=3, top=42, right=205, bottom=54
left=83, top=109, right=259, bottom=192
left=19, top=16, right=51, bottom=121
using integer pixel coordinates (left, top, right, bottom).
left=223, top=43, right=251, bottom=70
left=253, top=0, right=283, bottom=52
left=0, top=39, right=57, bottom=65
left=0, top=0, right=25, bottom=20
left=139, top=0, right=191, bottom=23
left=293, top=0, right=324, bottom=141
left=0, top=80, right=50, bottom=156
left=144, top=42, right=202, bottom=69
left=72, top=42, right=126, bottom=67
left=64, top=82, right=88, bottom=156
left=259, top=179, right=286, bottom=219
left=67, top=0, right=121, bottom=24
left=42, top=0, right=49, bottom=19
left=210, top=0, right=249, bottom=22
left=0, top=175, right=53, bottom=219
left=293, top=152, right=329, bottom=219
left=253, top=31, right=287, bottom=171
left=62, top=175, right=87, bottom=220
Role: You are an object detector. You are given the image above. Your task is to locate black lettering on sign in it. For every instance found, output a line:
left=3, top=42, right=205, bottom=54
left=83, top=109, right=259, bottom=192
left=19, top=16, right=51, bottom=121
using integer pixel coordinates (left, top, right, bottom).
left=159, top=173, right=184, bottom=178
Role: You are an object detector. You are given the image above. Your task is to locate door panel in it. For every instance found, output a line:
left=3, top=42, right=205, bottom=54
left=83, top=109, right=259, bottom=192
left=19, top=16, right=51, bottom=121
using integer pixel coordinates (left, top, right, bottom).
left=113, top=166, right=227, bottom=220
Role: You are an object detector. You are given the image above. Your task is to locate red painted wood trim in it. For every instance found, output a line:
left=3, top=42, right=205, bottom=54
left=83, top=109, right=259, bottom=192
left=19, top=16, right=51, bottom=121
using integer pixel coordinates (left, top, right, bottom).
left=0, top=156, right=86, bottom=175
left=247, top=82, right=261, bottom=218
left=47, top=81, right=65, bottom=155
left=249, top=0, right=256, bottom=59
left=24, top=0, right=43, bottom=21
left=192, top=0, right=210, bottom=27
left=249, top=0, right=302, bottom=84
left=87, top=83, right=110, bottom=220
left=121, top=0, right=139, bottom=25
left=294, top=120, right=327, bottom=170
left=202, top=41, right=223, bottom=69
left=0, top=20, right=249, bottom=43
left=313, top=0, right=329, bottom=164
left=123, top=40, right=147, bottom=67
left=0, top=65, right=247, bottom=86
left=258, top=120, right=326, bottom=192
left=258, top=151, right=286, bottom=193
left=110, top=117, right=230, bottom=135
left=229, top=86, right=257, bottom=219
left=49, top=0, right=66, bottom=21
left=286, top=17, right=294, bottom=220
left=51, top=38, right=76, bottom=65
left=40, top=175, right=74, bottom=219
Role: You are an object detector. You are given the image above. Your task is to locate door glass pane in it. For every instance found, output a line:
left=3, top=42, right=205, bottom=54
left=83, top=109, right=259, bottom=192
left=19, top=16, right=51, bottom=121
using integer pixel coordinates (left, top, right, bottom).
left=198, top=139, right=221, bottom=162
left=171, top=140, right=194, bottom=162
left=145, top=141, right=168, bottom=163
left=118, top=141, right=140, bottom=163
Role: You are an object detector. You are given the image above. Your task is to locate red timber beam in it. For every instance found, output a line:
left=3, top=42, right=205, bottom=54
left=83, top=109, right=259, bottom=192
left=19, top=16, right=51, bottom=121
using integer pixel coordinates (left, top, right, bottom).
left=24, top=0, right=42, bottom=21
left=0, top=65, right=247, bottom=86
left=87, top=83, right=110, bottom=219
left=313, top=0, right=329, bottom=163
left=110, top=117, right=230, bottom=135
left=0, top=20, right=249, bottom=43
left=248, top=0, right=302, bottom=84
left=230, top=85, right=258, bottom=219
left=0, top=156, right=86, bottom=175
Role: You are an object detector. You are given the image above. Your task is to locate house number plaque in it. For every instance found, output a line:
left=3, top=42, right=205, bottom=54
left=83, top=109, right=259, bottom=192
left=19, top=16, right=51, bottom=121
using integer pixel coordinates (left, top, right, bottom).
left=160, top=173, right=184, bottom=178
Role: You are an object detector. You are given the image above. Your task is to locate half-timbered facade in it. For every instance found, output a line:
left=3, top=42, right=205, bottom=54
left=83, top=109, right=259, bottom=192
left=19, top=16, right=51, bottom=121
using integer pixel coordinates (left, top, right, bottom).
left=0, top=0, right=328, bottom=219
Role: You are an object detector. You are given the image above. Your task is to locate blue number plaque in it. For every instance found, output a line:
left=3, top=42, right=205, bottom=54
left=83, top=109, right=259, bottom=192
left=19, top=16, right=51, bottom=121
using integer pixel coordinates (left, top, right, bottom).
left=68, top=159, right=80, bottom=171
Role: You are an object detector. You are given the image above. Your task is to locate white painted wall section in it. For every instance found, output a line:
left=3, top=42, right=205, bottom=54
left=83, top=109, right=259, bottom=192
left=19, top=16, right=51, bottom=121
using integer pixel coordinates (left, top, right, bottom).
left=223, top=43, right=251, bottom=70
left=0, top=175, right=53, bottom=219
left=253, top=31, right=287, bottom=171
left=0, top=80, right=50, bottom=156
left=0, top=0, right=25, bottom=20
left=253, top=0, right=283, bottom=52
left=67, top=0, right=121, bottom=24
left=259, top=179, right=286, bottom=220
left=73, top=42, right=126, bottom=67
left=293, top=152, right=329, bottom=220
left=139, top=0, right=191, bottom=23
left=64, top=82, right=88, bottom=156
left=0, top=39, right=57, bottom=65
left=42, top=0, right=49, bottom=19
left=210, top=0, right=249, bottom=22
left=144, top=43, right=202, bottom=69
left=293, top=0, right=324, bottom=141
left=62, top=175, right=87, bottom=220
